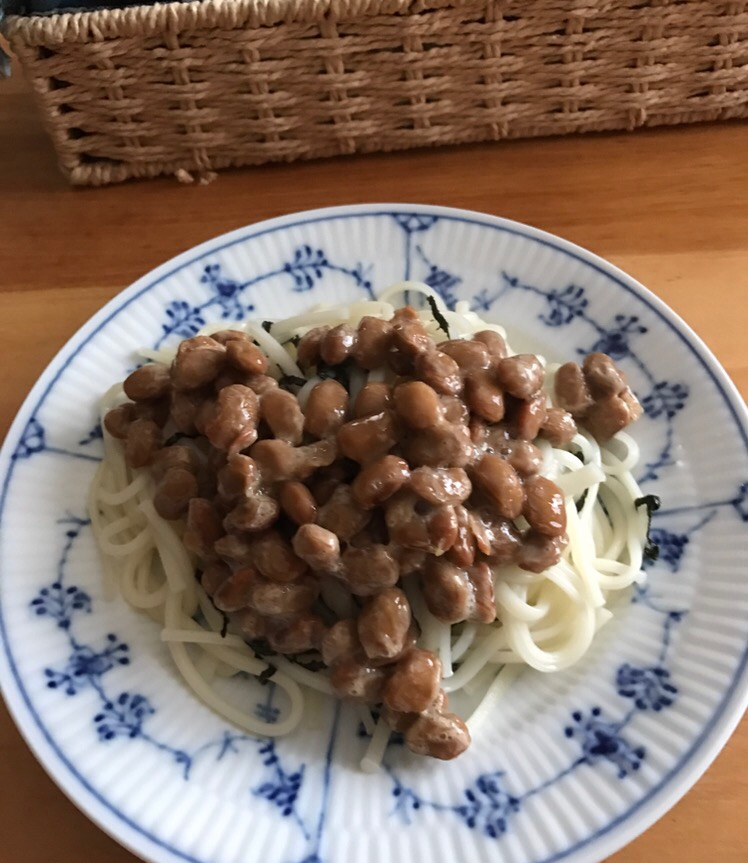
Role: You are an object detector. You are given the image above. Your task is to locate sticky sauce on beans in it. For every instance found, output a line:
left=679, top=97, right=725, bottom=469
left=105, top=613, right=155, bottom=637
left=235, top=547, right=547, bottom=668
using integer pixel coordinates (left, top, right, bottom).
left=104, top=307, right=643, bottom=762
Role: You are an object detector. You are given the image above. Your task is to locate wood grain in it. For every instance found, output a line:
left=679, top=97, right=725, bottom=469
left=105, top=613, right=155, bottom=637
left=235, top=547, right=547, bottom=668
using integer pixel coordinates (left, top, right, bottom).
left=1, top=52, right=747, bottom=862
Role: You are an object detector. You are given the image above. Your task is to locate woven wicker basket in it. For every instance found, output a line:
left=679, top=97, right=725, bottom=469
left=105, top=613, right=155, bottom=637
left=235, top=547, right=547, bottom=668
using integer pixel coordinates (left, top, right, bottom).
left=3, top=0, right=748, bottom=185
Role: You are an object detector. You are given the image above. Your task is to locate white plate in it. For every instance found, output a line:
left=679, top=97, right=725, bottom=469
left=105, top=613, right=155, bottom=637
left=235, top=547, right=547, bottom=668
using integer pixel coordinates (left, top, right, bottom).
left=1, top=204, right=747, bottom=863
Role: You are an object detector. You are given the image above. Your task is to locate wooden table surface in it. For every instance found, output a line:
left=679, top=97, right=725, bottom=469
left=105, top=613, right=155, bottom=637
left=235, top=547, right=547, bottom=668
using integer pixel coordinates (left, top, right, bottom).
left=1, top=50, right=747, bottom=863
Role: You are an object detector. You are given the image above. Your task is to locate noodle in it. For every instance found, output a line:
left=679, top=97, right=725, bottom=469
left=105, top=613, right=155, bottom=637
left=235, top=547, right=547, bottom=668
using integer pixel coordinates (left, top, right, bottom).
left=360, top=718, right=392, bottom=773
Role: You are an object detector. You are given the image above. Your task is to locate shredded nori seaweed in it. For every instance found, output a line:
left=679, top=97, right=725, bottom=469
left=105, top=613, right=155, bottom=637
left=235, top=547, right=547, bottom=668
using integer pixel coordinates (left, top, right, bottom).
left=288, top=654, right=326, bottom=673
left=278, top=374, right=308, bottom=392
left=258, top=664, right=278, bottom=684
left=427, top=295, right=450, bottom=337
left=247, top=638, right=276, bottom=657
left=316, top=359, right=354, bottom=391
left=162, top=431, right=198, bottom=447
left=248, top=641, right=278, bottom=684
left=635, top=494, right=662, bottom=561
left=246, top=639, right=324, bottom=682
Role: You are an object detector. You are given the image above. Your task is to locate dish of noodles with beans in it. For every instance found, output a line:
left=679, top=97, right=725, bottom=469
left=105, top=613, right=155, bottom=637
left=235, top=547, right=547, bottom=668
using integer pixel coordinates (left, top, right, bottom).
left=90, top=282, right=651, bottom=767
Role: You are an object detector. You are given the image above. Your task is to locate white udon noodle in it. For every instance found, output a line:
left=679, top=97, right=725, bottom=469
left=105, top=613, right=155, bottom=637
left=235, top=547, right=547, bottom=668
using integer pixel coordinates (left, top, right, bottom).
left=89, top=281, right=649, bottom=769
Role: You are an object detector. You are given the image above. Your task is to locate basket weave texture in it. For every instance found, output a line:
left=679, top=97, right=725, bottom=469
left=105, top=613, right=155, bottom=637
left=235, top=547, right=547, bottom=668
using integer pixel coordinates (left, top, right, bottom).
left=4, top=0, right=748, bottom=185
